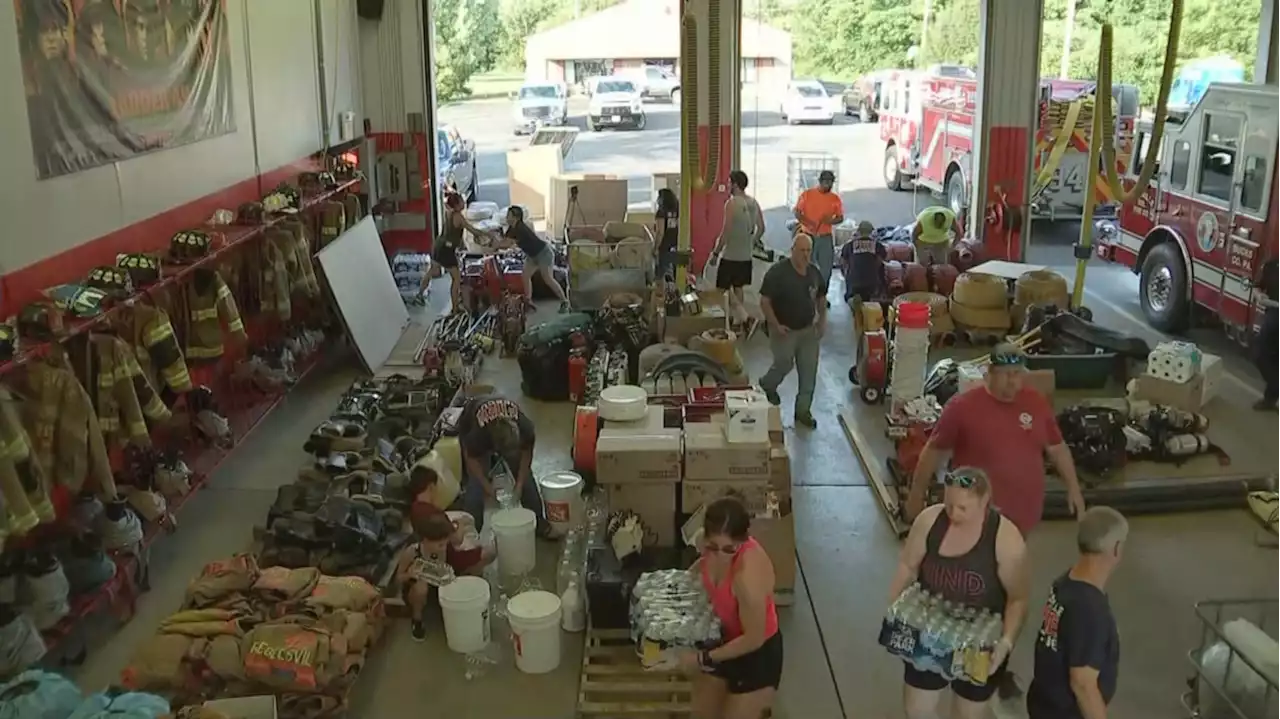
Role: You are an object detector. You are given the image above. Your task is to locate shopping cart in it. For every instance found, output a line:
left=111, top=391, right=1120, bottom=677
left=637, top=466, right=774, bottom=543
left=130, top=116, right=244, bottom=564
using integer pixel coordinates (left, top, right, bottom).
left=1182, top=598, right=1278, bottom=719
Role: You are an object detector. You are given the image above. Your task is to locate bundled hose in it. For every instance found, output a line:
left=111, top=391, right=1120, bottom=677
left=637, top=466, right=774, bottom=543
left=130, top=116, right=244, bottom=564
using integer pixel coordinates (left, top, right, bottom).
left=1072, top=0, right=1184, bottom=307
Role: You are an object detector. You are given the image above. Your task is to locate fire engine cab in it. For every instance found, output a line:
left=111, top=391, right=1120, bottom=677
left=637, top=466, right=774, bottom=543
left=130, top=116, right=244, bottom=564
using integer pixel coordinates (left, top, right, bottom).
left=1095, top=83, right=1278, bottom=345
left=879, top=72, right=1139, bottom=222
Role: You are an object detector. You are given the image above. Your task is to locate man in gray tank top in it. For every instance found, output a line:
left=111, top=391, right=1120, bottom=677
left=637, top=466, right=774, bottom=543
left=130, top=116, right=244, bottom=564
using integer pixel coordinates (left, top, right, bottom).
left=711, top=170, right=765, bottom=331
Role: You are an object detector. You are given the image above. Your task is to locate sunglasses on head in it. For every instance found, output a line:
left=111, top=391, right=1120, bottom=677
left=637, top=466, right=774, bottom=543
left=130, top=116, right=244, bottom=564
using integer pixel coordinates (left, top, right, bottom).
left=944, top=469, right=983, bottom=489
left=990, top=351, right=1027, bottom=368
left=704, top=541, right=740, bottom=556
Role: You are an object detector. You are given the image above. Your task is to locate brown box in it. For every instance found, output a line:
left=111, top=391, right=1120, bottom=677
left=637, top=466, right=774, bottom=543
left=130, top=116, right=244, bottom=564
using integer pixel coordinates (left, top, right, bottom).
left=602, top=482, right=678, bottom=548
left=548, top=174, right=629, bottom=231
left=506, top=145, right=564, bottom=220
left=768, top=406, right=783, bottom=445
left=684, top=420, right=770, bottom=481
left=752, top=499, right=795, bottom=594
left=596, top=429, right=682, bottom=484
left=769, top=444, right=791, bottom=493
left=1135, top=372, right=1206, bottom=412
left=682, top=478, right=772, bottom=515
left=663, top=292, right=729, bottom=344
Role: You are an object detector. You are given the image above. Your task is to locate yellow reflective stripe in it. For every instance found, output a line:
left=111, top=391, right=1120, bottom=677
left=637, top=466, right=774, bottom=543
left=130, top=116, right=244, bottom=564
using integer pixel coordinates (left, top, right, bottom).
left=143, top=325, right=173, bottom=345
left=215, top=284, right=232, bottom=300
left=98, top=374, right=115, bottom=389
left=162, top=367, right=192, bottom=390
left=186, top=346, right=224, bottom=358
left=99, top=416, right=120, bottom=431
left=142, top=397, right=169, bottom=420
left=227, top=319, right=245, bottom=333
left=192, top=308, right=219, bottom=321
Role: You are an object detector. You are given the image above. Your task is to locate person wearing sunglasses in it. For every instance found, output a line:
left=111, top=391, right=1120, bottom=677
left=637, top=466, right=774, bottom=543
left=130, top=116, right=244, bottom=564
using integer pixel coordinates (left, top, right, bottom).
left=681, top=497, right=783, bottom=719
left=889, top=467, right=1030, bottom=719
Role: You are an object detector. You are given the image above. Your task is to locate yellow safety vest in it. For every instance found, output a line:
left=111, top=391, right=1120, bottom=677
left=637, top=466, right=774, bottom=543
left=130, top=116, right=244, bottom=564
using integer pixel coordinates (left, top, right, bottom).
left=916, top=207, right=956, bottom=245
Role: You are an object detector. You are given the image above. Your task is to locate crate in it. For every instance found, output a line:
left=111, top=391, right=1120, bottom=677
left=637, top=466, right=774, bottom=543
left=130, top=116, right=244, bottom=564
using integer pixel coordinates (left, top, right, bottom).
left=785, top=152, right=840, bottom=208
left=577, top=627, right=692, bottom=717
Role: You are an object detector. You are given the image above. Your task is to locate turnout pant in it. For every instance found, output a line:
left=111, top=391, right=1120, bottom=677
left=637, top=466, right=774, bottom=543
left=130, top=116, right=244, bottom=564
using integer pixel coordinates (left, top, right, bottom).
left=760, top=325, right=820, bottom=417
left=1258, top=307, right=1278, bottom=402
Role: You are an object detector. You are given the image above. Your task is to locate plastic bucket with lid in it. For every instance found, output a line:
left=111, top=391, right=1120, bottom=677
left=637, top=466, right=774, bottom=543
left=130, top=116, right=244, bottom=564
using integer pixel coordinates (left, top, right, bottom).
left=897, top=301, right=931, bottom=330
left=508, top=590, right=563, bottom=674
left=438, top=576, right=491, bottom=654
left=491, top=507, right=537, bottom=576
left=537, top=471, right=584, bottom=534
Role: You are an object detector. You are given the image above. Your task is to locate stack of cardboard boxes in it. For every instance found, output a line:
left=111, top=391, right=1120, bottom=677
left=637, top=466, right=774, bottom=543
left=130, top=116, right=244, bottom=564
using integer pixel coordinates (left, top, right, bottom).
left=593, top=390, right=797, bottom=605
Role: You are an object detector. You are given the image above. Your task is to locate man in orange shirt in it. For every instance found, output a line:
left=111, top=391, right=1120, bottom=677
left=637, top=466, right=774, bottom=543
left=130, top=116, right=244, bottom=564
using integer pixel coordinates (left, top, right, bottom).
left=793, top=170, right=843, bottom=306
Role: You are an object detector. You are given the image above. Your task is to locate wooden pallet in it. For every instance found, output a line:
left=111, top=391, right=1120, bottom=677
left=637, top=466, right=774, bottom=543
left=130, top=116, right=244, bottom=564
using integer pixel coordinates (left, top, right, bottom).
left=577, top=628, right=692, bottom=718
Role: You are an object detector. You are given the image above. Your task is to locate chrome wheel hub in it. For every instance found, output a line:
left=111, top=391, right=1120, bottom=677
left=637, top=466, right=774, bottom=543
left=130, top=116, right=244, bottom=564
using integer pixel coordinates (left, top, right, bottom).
left=1146, top=265, right=1173, bottom=313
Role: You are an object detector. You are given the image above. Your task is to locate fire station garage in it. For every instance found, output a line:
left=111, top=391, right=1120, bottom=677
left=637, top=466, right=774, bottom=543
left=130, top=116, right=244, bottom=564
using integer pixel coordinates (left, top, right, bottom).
left=0, top=0, right=1275, bottom=718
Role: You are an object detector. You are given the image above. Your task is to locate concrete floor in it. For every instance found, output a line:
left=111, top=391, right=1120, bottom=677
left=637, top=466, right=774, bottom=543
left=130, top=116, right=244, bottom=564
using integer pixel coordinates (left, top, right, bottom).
left=68, top=270, right=1277, bottom=719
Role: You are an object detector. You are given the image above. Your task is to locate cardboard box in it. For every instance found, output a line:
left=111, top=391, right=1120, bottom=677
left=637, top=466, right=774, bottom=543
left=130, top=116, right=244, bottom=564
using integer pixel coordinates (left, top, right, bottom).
left=506, top=145, right=564, bottom=220
left=203, top=696, right=278, bottom=719
left=682, top=478, right=772, bottom=515
left=548, top=174, right=629, bottom=231
left=725, top=389, right=770, bottom=444
left=768, top=406, right=783, bottom=445
left=684, top=420, right=770, bottom=481
left=752, top=501, right=795, bottom=595
left=604, top=405, right=666, bottom=431
left=770, top=444, right=791, bottom=493
left=596, top=428, right=682, bottom=484
left=1200, top=352, right=1223, bottom=405
left=1135, top=372, right=1206, bottom=412
left=602, top=482, right=678, bottom=547
left=626, top=210, right=656, bottom=226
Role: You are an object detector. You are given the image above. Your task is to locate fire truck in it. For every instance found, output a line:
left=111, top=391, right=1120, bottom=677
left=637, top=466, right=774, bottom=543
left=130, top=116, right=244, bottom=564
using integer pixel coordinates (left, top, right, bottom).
left=1094, top=82, right=1278, bottom=344
left=878, top=72, right=1140, bottom=221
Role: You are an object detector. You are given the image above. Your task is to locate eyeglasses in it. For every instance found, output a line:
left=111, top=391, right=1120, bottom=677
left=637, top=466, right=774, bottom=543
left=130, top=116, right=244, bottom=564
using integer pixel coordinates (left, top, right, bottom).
left=944, top=469, right=984, bottom=489
left=703, top=541, right=740, bottom=556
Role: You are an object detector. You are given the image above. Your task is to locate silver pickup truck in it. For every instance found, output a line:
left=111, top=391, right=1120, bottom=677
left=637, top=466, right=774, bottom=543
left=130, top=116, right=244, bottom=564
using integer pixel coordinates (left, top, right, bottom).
left=512, top=82, right=569, bottom=136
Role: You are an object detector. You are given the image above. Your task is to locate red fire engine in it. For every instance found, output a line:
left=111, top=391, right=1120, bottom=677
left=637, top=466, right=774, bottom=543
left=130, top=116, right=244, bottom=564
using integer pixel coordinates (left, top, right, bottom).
left=878, top=72, right=1139, bottom=222
left=1094, top=82, right=1278, bottom=344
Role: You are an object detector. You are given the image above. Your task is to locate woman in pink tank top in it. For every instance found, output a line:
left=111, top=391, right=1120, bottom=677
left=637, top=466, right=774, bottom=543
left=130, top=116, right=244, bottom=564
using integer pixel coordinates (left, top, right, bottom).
left=681, top=497, right=783, bottom=719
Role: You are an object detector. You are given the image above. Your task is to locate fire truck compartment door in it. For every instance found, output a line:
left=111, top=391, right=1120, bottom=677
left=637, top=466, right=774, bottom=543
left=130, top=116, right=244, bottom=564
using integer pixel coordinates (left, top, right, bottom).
left=919, top=111, right=949, bottom=185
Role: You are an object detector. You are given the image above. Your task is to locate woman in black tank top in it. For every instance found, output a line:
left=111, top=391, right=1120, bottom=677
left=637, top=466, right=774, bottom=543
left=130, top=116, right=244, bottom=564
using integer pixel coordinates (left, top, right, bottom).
left=886, top=467, right=1031, bottom=715
left=653, top=188, right=680, bottom=279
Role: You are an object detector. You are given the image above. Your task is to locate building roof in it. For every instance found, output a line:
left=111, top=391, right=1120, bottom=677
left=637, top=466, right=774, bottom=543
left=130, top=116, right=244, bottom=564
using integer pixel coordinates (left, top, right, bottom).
left=525, top=0, right=791, bottom=63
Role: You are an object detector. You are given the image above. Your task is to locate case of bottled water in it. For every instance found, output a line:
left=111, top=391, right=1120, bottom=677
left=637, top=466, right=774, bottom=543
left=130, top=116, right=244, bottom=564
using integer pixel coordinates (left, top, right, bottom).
left=877, top=582, right=1004, bottom=684
left=630, top=569, right=722, bottom=667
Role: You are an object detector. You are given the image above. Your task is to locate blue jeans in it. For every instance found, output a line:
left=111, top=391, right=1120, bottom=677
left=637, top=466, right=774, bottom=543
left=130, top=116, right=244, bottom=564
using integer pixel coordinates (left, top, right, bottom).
left=760, top=325, right=820, bottom=417
left=812, top=234, right=835, bottom=289
left=460, top=457, right=547, bottom=533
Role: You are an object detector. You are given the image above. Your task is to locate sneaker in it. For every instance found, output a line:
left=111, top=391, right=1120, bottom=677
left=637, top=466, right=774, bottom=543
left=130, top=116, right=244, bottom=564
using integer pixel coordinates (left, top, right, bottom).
left=411, top=620, right=426, bottom=642
left=795, top=413, right=817, bottom=429
left=762, top=388, right=781, bottom=406
left=1253, top=398, right=1278, bottom=411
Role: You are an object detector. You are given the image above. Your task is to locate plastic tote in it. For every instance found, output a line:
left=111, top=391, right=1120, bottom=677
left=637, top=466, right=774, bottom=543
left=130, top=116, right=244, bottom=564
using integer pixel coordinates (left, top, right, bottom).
left=438, top=576, right=492, bottom=654
left=492, top=507, right=537, bottom=576
left=508, top=590, right=563, bottom=674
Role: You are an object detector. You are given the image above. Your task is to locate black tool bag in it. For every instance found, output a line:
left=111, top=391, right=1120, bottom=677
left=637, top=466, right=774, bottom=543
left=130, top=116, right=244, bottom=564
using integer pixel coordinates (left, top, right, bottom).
left=314, top=495, right=384, bottom=552
left=517, top=313, right=595, bottom=401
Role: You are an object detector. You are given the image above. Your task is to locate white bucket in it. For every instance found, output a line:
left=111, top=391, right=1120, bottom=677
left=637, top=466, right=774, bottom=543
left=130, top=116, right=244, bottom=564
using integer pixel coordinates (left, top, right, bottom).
left=508, top=590, right=563, bottom=674
left=537, top=471, right=584, bottom=535
left=438, top=576, right=491, bottom=654
left=491, top=507, right=537, bottom=576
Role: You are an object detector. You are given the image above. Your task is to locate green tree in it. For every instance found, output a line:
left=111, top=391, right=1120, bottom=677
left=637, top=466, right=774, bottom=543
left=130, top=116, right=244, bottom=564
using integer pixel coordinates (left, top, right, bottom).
left=498, top=0, right=561, bottom=69
left=791, top=0, right=920, bottom=80
left=434, top=0, right=502, bottom=101
left=470, top=0, right=504, bottom=73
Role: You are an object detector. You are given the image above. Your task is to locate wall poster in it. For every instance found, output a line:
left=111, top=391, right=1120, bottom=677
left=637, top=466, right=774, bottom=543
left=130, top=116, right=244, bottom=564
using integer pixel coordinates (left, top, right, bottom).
left=14, top=0, right=236, bottom=180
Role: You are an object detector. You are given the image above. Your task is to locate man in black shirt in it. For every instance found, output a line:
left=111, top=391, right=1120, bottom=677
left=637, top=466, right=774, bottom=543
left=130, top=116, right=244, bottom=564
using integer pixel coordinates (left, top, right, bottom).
left=758, top=233, right=827, bottom=429
left=455, top=393, right=550, bottom=536
left=1027, top=506, right=1127, bottom=719
left=1252, top=258, right=1278, bottom=411
left=841, top=220, right=886, bottom=303
left=500, top=205, right=569, bottom=311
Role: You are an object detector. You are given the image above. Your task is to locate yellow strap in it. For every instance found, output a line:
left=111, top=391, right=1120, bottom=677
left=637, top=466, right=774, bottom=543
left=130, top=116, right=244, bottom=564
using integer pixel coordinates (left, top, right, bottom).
left=1033, top=99, right=1084, bottom=196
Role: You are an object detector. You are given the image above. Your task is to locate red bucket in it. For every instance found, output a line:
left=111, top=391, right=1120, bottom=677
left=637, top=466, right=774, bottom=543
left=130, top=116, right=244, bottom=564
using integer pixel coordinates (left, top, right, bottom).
left=897, top=301, right=931, bottom=330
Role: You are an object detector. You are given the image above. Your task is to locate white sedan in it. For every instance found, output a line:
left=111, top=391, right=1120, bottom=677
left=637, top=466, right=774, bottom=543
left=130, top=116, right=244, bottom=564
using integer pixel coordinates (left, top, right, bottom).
left=780, top=81, right=837, bottom=125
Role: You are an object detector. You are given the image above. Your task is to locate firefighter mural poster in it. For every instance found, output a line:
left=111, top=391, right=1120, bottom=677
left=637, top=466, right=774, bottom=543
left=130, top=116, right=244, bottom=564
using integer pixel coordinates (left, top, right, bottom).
left=14, top=0, right=236, bottom=180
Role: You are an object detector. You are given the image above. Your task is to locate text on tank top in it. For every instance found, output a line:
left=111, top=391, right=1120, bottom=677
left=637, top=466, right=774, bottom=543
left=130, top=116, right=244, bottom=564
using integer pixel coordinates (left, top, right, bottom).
left=658, top=209, right=679, bottom=252
left=721, top=196, right=758, bottom=262
left=917, top=508, right=1006, bottom=613
left=699, top=537, right=780, bottom=640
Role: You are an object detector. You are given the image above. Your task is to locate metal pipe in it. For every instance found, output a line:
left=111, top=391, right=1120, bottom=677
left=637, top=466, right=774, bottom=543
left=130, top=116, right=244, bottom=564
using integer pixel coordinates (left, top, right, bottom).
left=313, top=0, right=330, bottom=149
left=240, top=0, right=263, bottom=187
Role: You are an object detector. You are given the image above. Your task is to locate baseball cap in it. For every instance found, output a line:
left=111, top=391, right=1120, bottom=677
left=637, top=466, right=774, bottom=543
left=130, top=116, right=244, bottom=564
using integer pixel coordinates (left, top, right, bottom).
left=989, top=342, right=1027, bottom=368
left=818, top=170, right=836, bottom=182
left=856, top=220, right=874, bottom=238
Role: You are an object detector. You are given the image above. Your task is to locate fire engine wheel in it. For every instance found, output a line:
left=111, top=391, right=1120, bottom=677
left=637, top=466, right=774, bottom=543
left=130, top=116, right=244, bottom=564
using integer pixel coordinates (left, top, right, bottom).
left=1139, top=242, right=1190, bottom=333
left=884, top=147, right=904, bottom=192
left=860, top=386, right=882, bottom=404
left=946, top=171, right=966, bottom=217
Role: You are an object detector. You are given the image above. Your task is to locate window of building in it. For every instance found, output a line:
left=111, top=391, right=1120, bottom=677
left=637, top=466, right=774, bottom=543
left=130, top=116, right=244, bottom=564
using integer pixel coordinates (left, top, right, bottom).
left=1198, top=113, right=1241, bottom=202
left=1169, top=140, right=1191, bottom=189
left=1240, top=154, right=1268, bottom=212
left=741, top=58, right=758, bottom=84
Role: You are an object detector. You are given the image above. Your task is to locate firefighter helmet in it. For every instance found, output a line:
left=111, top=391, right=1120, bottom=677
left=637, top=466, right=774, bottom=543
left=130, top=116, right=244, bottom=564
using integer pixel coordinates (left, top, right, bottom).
left=85, top=265, right=135, bottom=299
left=0, top=323, right=17, bottom=361
left=318, top=171, right=339, bottom=189
left=262, top=192, right=291, bottom=214
left=237, top=202, right=266, bottom=224
left=17, top=301, right=63, bottom=341
left=274, top=183, right=301, bottom=209
left=46, top=284, right=108, bottom=318
left=116, top=253, right=162, bottom=286
left=169, top=230, right=212, bottom=264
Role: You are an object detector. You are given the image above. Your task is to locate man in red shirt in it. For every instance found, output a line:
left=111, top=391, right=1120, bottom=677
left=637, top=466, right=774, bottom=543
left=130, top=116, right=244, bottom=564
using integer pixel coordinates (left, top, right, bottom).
left=905, top=343, right=1086, bottom=698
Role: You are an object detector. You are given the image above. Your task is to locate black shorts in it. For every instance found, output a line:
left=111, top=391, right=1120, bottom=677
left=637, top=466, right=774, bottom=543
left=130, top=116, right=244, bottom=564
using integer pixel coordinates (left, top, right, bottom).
left=846, top=285, right=879, bottom=303
left=903, top=660, right=1007, bottom=703
left=716, top=259, right=753, bottom=289
left=710, top=632, right=783, bottom=694
left=432, top=246, right=459, bottom=269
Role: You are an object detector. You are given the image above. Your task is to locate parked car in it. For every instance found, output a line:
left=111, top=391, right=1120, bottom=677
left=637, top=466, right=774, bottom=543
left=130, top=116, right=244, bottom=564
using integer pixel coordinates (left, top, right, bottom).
left=843, top=71, right=891, bottom=122
left=617, top=65, right=681, bottom=103
left=511, top=82, right=569, bottom=135
left=437, top=125, right=477, bottom=202
left=780, top=80, right=836, bottom=125
left=588, top=78, right=646, bottom=131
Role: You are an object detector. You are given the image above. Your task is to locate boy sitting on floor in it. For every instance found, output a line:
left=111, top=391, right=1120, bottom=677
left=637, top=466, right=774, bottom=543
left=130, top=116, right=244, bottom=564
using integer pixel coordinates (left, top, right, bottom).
left=396, top=508, right=494, bottom=641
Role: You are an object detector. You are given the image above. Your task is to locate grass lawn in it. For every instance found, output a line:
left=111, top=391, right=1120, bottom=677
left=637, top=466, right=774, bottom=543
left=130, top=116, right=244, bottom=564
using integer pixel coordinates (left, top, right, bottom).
left=466, top=70, right=526, bottom=99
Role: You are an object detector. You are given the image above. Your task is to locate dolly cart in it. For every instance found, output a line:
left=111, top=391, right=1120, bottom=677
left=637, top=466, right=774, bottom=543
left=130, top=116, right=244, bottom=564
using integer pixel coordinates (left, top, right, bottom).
left=1182, top=598, right=1278, bottom=718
